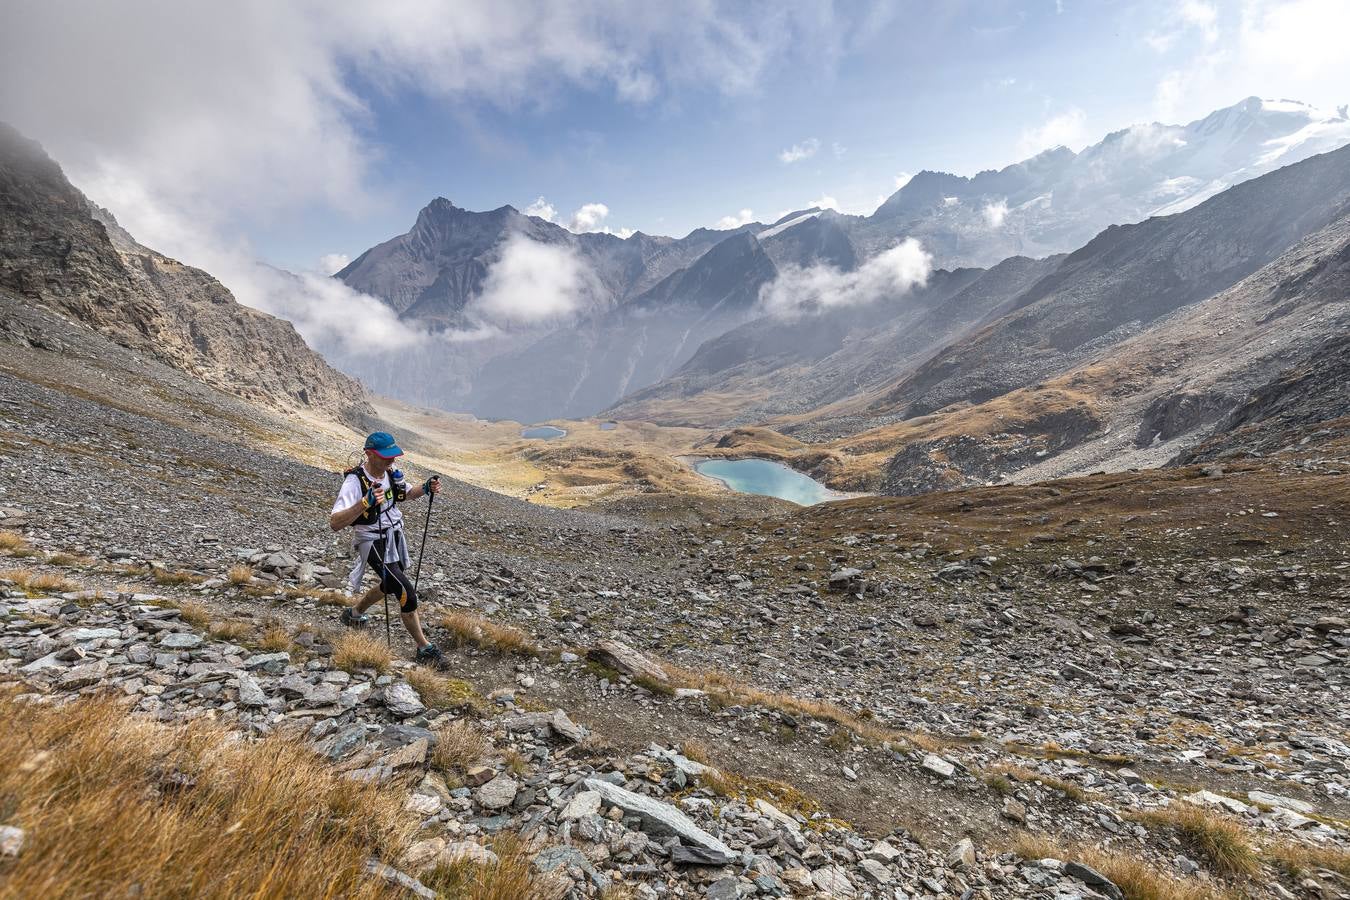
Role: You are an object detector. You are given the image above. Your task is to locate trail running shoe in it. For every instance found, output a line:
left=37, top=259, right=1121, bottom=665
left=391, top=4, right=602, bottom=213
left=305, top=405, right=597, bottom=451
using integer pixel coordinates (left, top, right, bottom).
left=340, top=607, right=369, bottom=629
left=415, top=643, right=449, bottom=670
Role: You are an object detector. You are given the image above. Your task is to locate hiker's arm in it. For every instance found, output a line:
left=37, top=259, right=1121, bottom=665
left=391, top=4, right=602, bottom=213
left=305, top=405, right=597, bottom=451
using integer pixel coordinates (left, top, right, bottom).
left=329, top=500, right=367, bottom=531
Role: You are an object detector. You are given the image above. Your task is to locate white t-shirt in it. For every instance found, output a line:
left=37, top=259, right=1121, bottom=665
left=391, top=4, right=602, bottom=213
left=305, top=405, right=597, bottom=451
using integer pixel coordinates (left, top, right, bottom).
left=333, top=465, right=404, bottom=544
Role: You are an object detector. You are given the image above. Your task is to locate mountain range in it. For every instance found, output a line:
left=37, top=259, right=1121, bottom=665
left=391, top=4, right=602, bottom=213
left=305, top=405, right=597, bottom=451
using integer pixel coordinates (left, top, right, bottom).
left=334, top=97, right=1350, bottom=434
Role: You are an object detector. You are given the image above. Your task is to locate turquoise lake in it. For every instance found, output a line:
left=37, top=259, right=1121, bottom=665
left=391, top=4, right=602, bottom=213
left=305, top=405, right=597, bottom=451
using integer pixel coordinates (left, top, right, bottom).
left=521, top=425, right=566, bottom=439
left=694, top=458, right=834, bottom=505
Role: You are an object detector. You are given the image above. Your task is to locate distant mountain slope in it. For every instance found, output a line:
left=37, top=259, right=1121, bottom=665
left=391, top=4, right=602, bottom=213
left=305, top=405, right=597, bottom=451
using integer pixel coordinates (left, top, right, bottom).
left=0, top=122, right=373, bottom=426
left=468, top=231, right=779, bottom=424
left=865, top=143, right=1350, bottom=423
left=610, top=254, right=1062, bottom=428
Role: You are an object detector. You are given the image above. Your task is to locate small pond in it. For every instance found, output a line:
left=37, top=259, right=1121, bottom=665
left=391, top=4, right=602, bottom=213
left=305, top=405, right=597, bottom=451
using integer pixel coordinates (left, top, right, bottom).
left=694, top=458, right=835, bottom=506
left=598, top=421, right=618, bottom=431
left=521, top=425, right=567, bottom=440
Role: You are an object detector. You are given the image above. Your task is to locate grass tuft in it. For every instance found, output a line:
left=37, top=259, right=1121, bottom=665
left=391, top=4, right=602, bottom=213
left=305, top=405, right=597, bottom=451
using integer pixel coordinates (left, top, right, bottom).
left=26, top=572, right=80, bottom=594
left=152, top=569, right=205, bottom=587
left=174, top=600, right=213, bottom=629
left=421, top=834, right=545, bottom=900
left=1135, top=805, right=1260, bottom=879
left=440, top=612, right=541, bottom=656
left=333, top=631, right=391, bottom=673
left=258, top=624, right=294, bottom=653
left=208, top=620, right=254, bottom=642
left=0, top=689, right=412, bottom=898
left=406, top=668, right=481, bottom=712
left=227, top=565, right=254, bottom=585
left=430, top=720, right=489, bottom=776
left=1011, top=833, right=1236, bottom=900
left=0, top=530, right=29, bottom=552
left=1266, top=841, right=1350, bottom=879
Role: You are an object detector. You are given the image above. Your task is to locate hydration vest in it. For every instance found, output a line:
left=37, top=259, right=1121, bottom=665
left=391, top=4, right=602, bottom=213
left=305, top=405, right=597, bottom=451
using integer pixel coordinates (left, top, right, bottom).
left=343, top=465, right=406, bottom=527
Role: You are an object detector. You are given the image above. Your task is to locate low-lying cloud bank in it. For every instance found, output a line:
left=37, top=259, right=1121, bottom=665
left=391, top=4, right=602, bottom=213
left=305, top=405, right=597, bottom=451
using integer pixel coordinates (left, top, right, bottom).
left=470, top=233, right=602, bottom=326
left=759, top=238, right=932, bottom=317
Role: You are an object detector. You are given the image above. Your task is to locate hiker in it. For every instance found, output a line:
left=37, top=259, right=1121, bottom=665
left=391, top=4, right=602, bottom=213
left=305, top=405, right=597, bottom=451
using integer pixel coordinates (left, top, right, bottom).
left=330, top=431, right=446, bottom=668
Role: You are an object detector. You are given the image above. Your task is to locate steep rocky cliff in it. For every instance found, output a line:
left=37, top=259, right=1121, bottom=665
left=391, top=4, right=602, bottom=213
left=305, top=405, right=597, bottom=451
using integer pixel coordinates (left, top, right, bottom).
left=0, top=123, right=374, bottom=426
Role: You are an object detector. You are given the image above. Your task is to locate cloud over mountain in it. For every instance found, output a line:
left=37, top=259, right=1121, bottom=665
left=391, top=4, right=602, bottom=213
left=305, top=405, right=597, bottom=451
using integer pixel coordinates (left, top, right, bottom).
left=759, top=238, right=932, bottom=317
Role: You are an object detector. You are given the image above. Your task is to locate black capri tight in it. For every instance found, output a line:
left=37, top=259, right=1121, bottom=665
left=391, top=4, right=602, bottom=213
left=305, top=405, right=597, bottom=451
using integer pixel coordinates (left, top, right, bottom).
left=366, top=539, right=418, bottom=612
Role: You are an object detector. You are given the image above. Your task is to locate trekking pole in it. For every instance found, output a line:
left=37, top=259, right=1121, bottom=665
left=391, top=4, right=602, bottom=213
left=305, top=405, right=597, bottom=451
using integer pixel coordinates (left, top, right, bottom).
left=383, top=592, right=391, bottom=648
left=413, top=475, right=439, bottom=595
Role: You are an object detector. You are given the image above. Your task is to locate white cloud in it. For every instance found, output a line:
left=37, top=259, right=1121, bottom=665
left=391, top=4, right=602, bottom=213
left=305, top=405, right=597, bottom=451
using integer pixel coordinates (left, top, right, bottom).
left=1178, top=1, right=1219, bottom=42
left=1017, top=107, right=1089, bottom=156
left=893, top=172, right=914, bottom=190
left=832, top=141, right=847, bottom=159
left=0, top=2, right=852, bottom=347
left=779, top=138, right=820, bottom=164
left=1147, top=0, right=1218, bottom=53
left=569, top=202, right=612, bottom=233
left=715, top=208, right=755, bottom=229
left=524, top=196, right=558, bottom=222
left=981, top=198, right=1009, bottom=228
left=808, top=194, right=839, bottom=211
left=318, top=252, right=350, bottom=275
left=1149, top=0, right=1350, bottom=123
left=760, top=238, right=932, bottom=317
left=471, top=234, right=601, bottom=326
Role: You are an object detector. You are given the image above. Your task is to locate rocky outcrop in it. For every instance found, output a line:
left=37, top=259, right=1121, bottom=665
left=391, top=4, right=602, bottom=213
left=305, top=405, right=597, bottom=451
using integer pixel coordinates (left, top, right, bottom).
left=0, top=122, right=373, bottom=426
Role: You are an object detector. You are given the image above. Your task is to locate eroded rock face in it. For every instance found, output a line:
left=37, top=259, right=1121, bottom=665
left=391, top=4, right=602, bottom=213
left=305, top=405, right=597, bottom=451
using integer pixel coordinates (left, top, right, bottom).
left=0, top=123, right=372, bottom=426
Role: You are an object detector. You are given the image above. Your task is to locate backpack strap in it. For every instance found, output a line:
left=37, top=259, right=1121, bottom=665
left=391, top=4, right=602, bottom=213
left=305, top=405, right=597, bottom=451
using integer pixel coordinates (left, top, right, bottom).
left=343, top=466, right=385, bottom=527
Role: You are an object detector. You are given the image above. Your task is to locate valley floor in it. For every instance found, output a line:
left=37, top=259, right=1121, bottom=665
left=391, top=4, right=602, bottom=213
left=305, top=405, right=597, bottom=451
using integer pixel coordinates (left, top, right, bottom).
left=1, top=339, right=1347, bottom=899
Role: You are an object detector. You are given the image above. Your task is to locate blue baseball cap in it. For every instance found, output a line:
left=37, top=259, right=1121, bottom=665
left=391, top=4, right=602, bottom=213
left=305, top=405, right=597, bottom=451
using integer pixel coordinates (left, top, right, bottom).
left=363, top=431, right=404, bottom=459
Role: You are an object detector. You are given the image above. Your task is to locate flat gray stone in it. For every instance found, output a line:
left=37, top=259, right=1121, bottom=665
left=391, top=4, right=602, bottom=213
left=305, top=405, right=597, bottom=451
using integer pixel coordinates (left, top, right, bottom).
left=236, top=672, right=268, bottom=707
left=560, top=790, right=601, bottom=820
left=384, top=682, right=425, bottom=718
left=243, top=652, right=290, bottom=674
left=58, top=659, right=107, bottom=689
left=587, top=639, right=668, bottom=686
left=160, top=632, right=202, bottom=650
left=475, top=774, right=519, bottom=810
left=921, top=753, right=955, bottom=778
left=582, top=777, right=734, bottom=863
left=64, top=627, right=119, bottom=643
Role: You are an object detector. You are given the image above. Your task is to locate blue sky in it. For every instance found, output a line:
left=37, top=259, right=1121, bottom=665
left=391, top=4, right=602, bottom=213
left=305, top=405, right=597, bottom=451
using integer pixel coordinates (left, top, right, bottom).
left=4, top=0, right=1348, bottom=277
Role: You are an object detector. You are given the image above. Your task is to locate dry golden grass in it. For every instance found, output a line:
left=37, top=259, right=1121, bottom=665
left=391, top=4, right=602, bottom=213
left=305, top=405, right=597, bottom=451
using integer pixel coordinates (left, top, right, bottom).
left=430, top=719, right=489, bottom=775
left=227, top=564, right=254, bottom=585
left=46, top=552, right=92, bottom=567
left=333, top=631, right=391, bottom=673
left=1011, top=833, right=1236, bottom=900
left=0, top=566, right=35, bottom=586
left=440, top=612, right=541, bottom=656
left=0, top=690, right=412, bottom=899
left=406, top=668, right=481, bottom=712
left=25, top=572, right=80, bottom=594
left=985, top=762, right=1095, bottom=804
left=173, top=600, right=213, bottom=629
left=1266, top=841, right=1350, bottom=879
left=208, top=619, right=254, bottom=642
left=502, top=748, right=528, bottom=777
left=659, top=659, right=944, bottom=753
left=679, top=740, right=712, bottom=765
left=421, top=834, right=547, bottom=900
left=257, top=624, right=294, bottom=653
left=0, top=530, right=28, bottom=552
left=152, top=568, right=205, bottom=586
left=1134, top=805, right=1260, bottom=879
